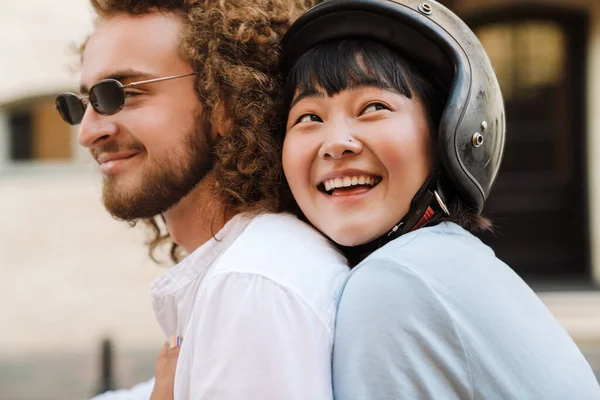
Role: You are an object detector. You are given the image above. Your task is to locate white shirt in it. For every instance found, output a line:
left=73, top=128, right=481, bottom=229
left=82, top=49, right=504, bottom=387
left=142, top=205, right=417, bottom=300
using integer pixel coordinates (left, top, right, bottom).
left=92, top=213, right=349, bottom=400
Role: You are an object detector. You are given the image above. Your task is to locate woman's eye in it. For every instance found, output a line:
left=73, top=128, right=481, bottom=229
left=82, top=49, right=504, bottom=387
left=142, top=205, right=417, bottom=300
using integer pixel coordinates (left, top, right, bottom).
left=362, top=102, right=389, bottom=114
left=296, top=114, right=323, bottom=124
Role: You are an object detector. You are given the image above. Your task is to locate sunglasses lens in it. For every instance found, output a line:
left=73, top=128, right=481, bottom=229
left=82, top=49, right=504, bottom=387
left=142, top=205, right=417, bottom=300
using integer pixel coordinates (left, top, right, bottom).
left=90, top=80, right=124, bottom=115
left=56, top=94, right=86, bottom=125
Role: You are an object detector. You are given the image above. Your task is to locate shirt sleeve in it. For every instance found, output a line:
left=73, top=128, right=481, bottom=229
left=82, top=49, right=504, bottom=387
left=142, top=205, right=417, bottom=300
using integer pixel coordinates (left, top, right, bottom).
left=89, top=377, right=155, bottom=400
left=183, top=272, right=333, bottom=400
left=332, top=259, right=474, bottom=400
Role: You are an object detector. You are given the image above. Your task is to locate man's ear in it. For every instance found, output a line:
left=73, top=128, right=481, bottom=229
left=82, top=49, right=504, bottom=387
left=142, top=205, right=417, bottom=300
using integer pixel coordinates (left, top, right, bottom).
left=210, top=102, right=230, bottom=140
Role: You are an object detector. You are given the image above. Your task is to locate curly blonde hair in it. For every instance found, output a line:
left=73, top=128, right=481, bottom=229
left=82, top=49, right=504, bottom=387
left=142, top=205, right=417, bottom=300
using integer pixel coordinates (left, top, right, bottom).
left=89, top=0, right=314, bottom=263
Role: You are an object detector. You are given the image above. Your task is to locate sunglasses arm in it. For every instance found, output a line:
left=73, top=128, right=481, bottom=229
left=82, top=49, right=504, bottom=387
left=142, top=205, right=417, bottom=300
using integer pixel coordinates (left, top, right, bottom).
left=124, top=72, right=197, bottom=88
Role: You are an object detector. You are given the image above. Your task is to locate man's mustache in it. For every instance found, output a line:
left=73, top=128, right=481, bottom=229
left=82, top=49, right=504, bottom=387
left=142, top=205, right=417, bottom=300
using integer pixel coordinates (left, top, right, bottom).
left=92, top=140, right=146, bottom=160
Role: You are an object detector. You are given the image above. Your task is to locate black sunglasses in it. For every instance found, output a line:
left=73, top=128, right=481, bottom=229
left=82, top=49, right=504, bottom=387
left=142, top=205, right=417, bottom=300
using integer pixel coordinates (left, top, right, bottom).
left=55, top=72, right=197, bottom=126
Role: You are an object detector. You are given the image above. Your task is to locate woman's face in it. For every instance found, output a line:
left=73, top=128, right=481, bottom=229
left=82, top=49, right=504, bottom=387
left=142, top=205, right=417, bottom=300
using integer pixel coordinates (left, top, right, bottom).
left=283, top=85, right=434, bottom=246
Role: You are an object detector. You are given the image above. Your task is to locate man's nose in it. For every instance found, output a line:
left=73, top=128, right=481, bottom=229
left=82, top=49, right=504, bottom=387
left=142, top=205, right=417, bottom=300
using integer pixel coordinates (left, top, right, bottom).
left=78, top=106, right=118, bottom=148
left=318, top=120, right=363, bottom=160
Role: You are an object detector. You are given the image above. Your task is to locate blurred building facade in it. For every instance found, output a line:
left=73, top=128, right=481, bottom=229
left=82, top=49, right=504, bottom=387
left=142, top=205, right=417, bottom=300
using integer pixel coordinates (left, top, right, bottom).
left=441, top=0, right=600, bottom=338
left=0, top=0, right=599, bottom=398
left=0, top=2, right=165, bottom=399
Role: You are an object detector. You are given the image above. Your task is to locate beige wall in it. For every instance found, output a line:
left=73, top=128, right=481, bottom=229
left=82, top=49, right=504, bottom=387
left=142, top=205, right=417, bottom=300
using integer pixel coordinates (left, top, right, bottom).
left=0, top=0, right=166, bottom=357
left=0, top=0, right=94, bottom=105
left=0, top=172, right=166, bottom=356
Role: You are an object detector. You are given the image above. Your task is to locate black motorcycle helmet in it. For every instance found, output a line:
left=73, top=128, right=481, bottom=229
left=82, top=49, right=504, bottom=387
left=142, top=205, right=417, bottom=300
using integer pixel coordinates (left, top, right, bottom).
left=280, top=0, right=505, bottom=234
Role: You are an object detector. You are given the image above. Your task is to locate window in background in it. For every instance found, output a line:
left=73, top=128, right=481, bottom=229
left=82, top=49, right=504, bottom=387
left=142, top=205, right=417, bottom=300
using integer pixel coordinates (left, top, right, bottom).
left=470, top=10, right=589, bottom=281
left=477, top=21, right=567, bottom=175
left=8, top=98, right=73, bottom=162
left=478, top=22, right=565, bottom=104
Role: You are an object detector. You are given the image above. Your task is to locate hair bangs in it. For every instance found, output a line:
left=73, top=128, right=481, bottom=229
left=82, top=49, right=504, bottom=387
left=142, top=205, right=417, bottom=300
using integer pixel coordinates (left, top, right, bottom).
left=285, top=39, right=414, bottom=108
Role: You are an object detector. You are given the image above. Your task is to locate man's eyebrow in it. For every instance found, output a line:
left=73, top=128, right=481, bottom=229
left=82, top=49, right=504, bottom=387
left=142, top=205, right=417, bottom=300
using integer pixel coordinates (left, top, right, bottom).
left=290, top=88, right=326, bottom=109
left=80, top=69, right=155, bottom=94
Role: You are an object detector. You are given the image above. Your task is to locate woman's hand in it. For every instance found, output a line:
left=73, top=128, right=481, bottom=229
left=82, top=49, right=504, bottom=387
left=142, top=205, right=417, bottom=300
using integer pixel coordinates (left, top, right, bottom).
left=150, top=338, right=181, bottom=400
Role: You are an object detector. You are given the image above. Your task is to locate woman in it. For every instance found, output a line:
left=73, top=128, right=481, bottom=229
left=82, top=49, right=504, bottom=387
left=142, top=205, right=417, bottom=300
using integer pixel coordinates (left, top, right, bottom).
left=280, top=0, right=600, bottom=399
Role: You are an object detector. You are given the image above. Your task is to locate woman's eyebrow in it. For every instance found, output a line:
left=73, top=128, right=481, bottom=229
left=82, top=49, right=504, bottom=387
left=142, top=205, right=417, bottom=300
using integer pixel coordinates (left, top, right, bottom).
left=290, top=88, right=325, bottom=108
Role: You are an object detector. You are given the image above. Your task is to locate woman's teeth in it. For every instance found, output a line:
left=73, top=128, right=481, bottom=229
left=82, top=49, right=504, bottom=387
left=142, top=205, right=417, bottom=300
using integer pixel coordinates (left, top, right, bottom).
left=323, top=176, right=381, bottom=192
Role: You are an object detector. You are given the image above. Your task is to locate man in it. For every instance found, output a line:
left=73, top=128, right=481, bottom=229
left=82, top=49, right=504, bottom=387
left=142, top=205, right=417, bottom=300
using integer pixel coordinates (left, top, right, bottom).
left=55, top=0, right=349, bottom=398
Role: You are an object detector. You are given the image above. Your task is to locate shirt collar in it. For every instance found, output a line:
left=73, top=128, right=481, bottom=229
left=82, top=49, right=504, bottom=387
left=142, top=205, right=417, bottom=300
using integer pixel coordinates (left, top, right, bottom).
left=150, top=212, right=252, bottom=337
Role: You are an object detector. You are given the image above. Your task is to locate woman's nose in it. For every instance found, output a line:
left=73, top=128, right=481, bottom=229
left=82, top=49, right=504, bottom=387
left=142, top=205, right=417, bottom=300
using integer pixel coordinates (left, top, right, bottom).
left=318, top=121, right=363, bottom=160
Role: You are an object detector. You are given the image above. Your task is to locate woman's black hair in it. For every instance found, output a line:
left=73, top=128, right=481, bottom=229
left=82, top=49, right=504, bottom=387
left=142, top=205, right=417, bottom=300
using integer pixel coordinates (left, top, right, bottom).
left=283, top=39, right=446, bottom=132
left=281, top=39, right=492, bottom=263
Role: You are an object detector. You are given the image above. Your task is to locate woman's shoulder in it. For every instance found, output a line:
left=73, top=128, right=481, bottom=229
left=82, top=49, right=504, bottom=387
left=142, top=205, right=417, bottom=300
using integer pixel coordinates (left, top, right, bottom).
left=375, top=222, right=491, bottom=256
left=339, top=235, right=600, bottom=400
left=362, top=222, right=498, bottom=277
left=341, top=222, right=552, bottom=340
left=343, top=221, right=523, bottom=319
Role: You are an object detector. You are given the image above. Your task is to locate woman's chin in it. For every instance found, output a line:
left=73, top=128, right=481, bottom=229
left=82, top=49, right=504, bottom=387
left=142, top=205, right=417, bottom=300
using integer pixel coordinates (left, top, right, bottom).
left=315, top=219, right=390, bottom=248
left=328, top=231, right=380, bottom=248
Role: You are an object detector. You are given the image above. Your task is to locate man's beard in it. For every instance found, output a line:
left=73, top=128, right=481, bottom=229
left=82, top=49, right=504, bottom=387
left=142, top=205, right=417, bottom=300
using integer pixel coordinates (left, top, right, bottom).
left=101, top=113, right=215, bottom=221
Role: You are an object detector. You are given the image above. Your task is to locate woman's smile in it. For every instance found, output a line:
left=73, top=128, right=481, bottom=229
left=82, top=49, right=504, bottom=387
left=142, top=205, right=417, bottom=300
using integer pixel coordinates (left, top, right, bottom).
left=283, top=85, right=433, bottom=246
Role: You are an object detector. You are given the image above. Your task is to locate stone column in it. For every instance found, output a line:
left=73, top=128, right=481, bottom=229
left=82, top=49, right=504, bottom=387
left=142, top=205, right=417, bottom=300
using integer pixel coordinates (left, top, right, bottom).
left=0, top=110, right=10, bottom=171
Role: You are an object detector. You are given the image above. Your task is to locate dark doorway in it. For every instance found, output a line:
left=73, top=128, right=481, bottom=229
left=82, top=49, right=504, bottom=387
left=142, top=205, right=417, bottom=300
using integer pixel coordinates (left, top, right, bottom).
left=9, top=110, right=34, bottom=161
left=467, top=8, right=589, bottom=281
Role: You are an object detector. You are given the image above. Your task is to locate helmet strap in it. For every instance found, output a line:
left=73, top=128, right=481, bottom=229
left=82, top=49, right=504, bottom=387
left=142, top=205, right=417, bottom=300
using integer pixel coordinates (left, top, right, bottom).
left=389, top=167, right=451, bottom=236
left=343, top=168, right=451, bottom=264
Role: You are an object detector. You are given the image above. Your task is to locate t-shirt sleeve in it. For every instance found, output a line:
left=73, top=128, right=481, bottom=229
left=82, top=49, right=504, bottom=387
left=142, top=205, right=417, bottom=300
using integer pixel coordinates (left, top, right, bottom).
left=184, top=272, right=334, bottom=400
left=332, top=259, right=474, bottom=400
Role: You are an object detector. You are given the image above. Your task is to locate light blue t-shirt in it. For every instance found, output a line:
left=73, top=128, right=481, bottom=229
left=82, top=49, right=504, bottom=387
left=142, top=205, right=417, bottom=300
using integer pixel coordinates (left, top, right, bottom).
left=333, top=222, right=600, bottom=400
